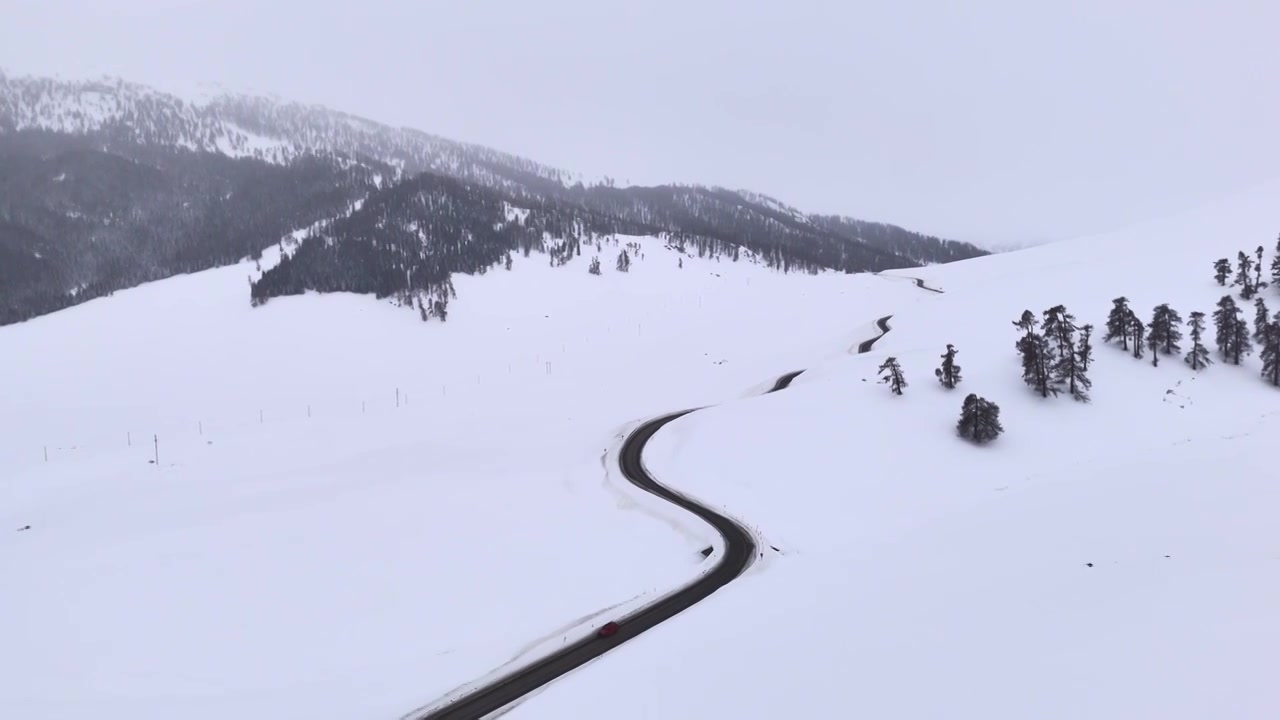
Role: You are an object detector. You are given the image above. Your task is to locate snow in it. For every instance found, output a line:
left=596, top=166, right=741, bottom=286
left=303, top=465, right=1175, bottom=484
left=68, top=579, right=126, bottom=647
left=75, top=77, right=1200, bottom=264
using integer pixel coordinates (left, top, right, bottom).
left=514, top=178, right=1280, bottom=719
left=0, top=235, right=913, bottom=719
left=212, top=123, right=293, bottom=163
left=4, top=177, right=1278, bottom=720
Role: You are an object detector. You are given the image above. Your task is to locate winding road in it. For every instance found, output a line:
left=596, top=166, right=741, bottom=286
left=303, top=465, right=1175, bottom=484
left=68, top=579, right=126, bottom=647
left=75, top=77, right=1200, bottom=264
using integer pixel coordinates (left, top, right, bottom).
left=411, top=316, right=896, bottom=719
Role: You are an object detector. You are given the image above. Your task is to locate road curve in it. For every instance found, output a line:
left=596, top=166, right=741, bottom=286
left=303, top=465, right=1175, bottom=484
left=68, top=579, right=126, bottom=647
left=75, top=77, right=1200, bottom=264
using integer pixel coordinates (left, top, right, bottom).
left=857, top=315, right=893, bottom=353
left=413, top=323, right=892, bottom=719
left=413, top=409, right=755, bottom=720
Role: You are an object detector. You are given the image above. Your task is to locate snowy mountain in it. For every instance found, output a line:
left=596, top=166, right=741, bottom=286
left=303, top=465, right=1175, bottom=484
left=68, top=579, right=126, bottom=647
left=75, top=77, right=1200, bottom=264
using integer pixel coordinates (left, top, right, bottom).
left=0, top=70, right=987, bottom=326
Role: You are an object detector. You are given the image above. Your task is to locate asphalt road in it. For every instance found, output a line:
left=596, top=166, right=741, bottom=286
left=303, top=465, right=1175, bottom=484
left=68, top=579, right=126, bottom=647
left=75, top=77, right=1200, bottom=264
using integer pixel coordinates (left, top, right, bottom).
left=857, top=315, right=894, bottom=353
left=413, top=408, right=756, bottom=719
left=413, top=320, right=892, bottom=719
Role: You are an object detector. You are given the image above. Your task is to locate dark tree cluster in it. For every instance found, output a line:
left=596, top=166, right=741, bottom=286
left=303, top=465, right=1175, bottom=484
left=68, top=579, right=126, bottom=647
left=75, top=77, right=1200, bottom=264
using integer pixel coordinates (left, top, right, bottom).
left=1014, top=305, right=1091, bottom=401
left=0, top=131, right=378, bottom=325
left=1214, top=243, right=1274, bottom=300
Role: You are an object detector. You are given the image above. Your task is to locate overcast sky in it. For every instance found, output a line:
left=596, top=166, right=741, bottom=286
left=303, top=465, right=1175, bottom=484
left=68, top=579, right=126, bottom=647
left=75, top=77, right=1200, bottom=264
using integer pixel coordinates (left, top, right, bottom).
left=4, top=1, right=1277, bottom=246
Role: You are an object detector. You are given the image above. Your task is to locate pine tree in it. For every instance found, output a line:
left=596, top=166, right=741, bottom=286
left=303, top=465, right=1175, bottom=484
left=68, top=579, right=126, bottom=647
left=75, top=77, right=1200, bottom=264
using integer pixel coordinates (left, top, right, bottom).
left=1147, top=323, right=1161, bottom=366
left=1128, top=309, right=1145, bottom=359
left=1056, top=332, right=1092, bottom=401
left=1042, top=305, right=1078, bottom=358
left=957, top=394, right=1003, bottom=444
left=1256, top=246, right=1267, bottom=292
left=1235, top=251, right=1256, bottom=299
left=1184, top=311, right=1212, bottom=371
left=678, top=257, right=683, bottom=269
left=1104, top=297, right=1132, bottom=350
left=1147, top=303, right=1183, bottom=358
left=504, top=253, right=513, bottom=271
left=1213, top=258, right=1232, bottom=286
left=935, top=344, right=962, bottom=389
left=1077, top=324, right=1094, bottom=371
left=1213, top=295, right=1252, bottom=364
left=1260, top=317, right=1280, bottom=387
left=588, top=256, right=602, bottom=275
left=878, top=357, right=908, bottom=395
left=1254, top=297, right=1270, bottom=342
left=1271, top=235, right=1280, bottom=291
left=616, top=249, right=631, bottom=273
left=1014, top=310, right=1056, bottom=397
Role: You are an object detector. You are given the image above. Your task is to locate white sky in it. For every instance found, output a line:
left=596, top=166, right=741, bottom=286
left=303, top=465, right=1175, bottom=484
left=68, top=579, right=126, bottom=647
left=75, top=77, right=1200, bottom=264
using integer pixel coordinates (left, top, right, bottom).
left=3, top=0, right=1277, bottom=246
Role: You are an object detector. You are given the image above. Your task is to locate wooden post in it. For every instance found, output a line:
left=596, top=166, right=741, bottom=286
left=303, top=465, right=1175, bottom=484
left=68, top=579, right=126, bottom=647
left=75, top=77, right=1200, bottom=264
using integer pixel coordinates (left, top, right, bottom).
left=198, top=421, right=203, bottom=435
left=396, top=388, right=400, bottom=408
left=128, top=431, right=132, bottom=447
left=307, top=405, right=311, bottom=418
left=259, top=410, right=264, bottom=424
left=44, top=446, right=48, bottom=462
left=153, top=435, right=159, bottom=468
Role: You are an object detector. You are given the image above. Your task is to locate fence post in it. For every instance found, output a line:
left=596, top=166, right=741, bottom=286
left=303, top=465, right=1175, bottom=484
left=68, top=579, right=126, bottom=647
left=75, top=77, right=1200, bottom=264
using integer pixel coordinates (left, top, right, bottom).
left=153, top=435, right=159, bottom=468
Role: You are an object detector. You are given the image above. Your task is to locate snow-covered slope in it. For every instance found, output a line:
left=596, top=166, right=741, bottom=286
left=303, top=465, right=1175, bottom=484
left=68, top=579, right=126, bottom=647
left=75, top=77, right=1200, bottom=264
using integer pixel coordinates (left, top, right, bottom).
left=0, top=235, right=923, bottom=719
left=513, top=179, right=1280, bottom=719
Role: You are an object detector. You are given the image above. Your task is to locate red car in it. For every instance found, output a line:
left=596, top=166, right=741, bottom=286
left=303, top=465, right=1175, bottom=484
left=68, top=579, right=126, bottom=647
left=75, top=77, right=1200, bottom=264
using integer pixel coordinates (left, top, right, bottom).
left=596, top=621, right=620, bottom=638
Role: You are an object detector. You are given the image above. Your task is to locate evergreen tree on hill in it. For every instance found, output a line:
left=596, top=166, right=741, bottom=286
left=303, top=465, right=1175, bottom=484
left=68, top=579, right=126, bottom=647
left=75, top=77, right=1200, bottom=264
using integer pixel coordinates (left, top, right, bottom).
left=957, top=394, right=1003, bottom=444
left=1104, top=297, right=1132, bottom=350
left=935, top=344, right=962, bottom=389
left=1185, top=311, right=1212, bottom=371
left=878, top=357, right=908, bottom=395
left=1214, top=258, right=1232, bottom=286
left=1014, top=310, right=1056, bottom=397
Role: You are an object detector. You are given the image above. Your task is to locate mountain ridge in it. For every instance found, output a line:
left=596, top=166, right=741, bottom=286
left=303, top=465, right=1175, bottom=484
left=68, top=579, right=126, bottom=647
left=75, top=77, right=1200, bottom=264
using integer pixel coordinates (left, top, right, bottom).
left=0, top=70, right=988, bottom=326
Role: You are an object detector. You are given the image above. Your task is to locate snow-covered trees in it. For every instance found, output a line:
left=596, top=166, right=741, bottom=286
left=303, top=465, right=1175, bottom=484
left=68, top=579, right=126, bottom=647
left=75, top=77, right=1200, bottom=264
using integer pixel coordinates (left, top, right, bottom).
left=1128, top=309, right=1145, bottom=360
left=957, top=394, right=1003, bottom=444
left=935, top=344, right=962, bottom=389
left=1147, top=303, right=1183, bottom=360
left=878, top=357, right=908, bottom=395
left=1185, top=311, right=1212, bottom=371
left=1271, top=236, right=1280, bottom=291
left=1235, top=251, right=1257, bottom=299
left=1255, top=246, right=1268, bottom=292
left=616, top=249, right=632, bottom=273
left=1254, top=297, right=1270, bottom=342
left=1213, top=295, right=1252, bottom=365
left=1261, top=314, right=1280, bottom=387
left=1014, top=310, right=1056, bottom=398
left=1213, top=258, right=1232, bottom=286
left=1078, top=324, right=1094, bottom=371
left=1039, top=305, right=1089, bottom=401
left=1104, top=297, right=1132, bottom=350
left=588, top=256, right=602, bottom=275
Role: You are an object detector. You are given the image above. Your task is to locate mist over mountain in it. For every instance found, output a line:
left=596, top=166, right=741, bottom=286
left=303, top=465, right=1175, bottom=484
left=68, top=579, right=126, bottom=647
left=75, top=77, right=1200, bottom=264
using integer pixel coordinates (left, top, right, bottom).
left=0, top=71, right=987, bottom=326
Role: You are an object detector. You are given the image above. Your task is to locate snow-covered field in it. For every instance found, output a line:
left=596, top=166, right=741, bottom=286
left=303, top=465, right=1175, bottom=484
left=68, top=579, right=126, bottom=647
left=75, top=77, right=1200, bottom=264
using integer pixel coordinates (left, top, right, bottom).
left=0, top=237, right=919, bottom=719
left=4, top=179, right=1278, bottom=720
left=518, top=180, right=1280, bottom=719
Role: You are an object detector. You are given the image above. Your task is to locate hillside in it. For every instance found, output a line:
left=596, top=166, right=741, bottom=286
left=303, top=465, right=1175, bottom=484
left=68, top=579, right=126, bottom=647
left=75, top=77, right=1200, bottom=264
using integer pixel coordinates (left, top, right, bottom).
left=517, top=179, right=1280, bottom=719
left=0, top=70, right=987, bottom=326
left=0, top=231, right=930, bottom=720
left=4, top=175, right=1275, bottom=718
